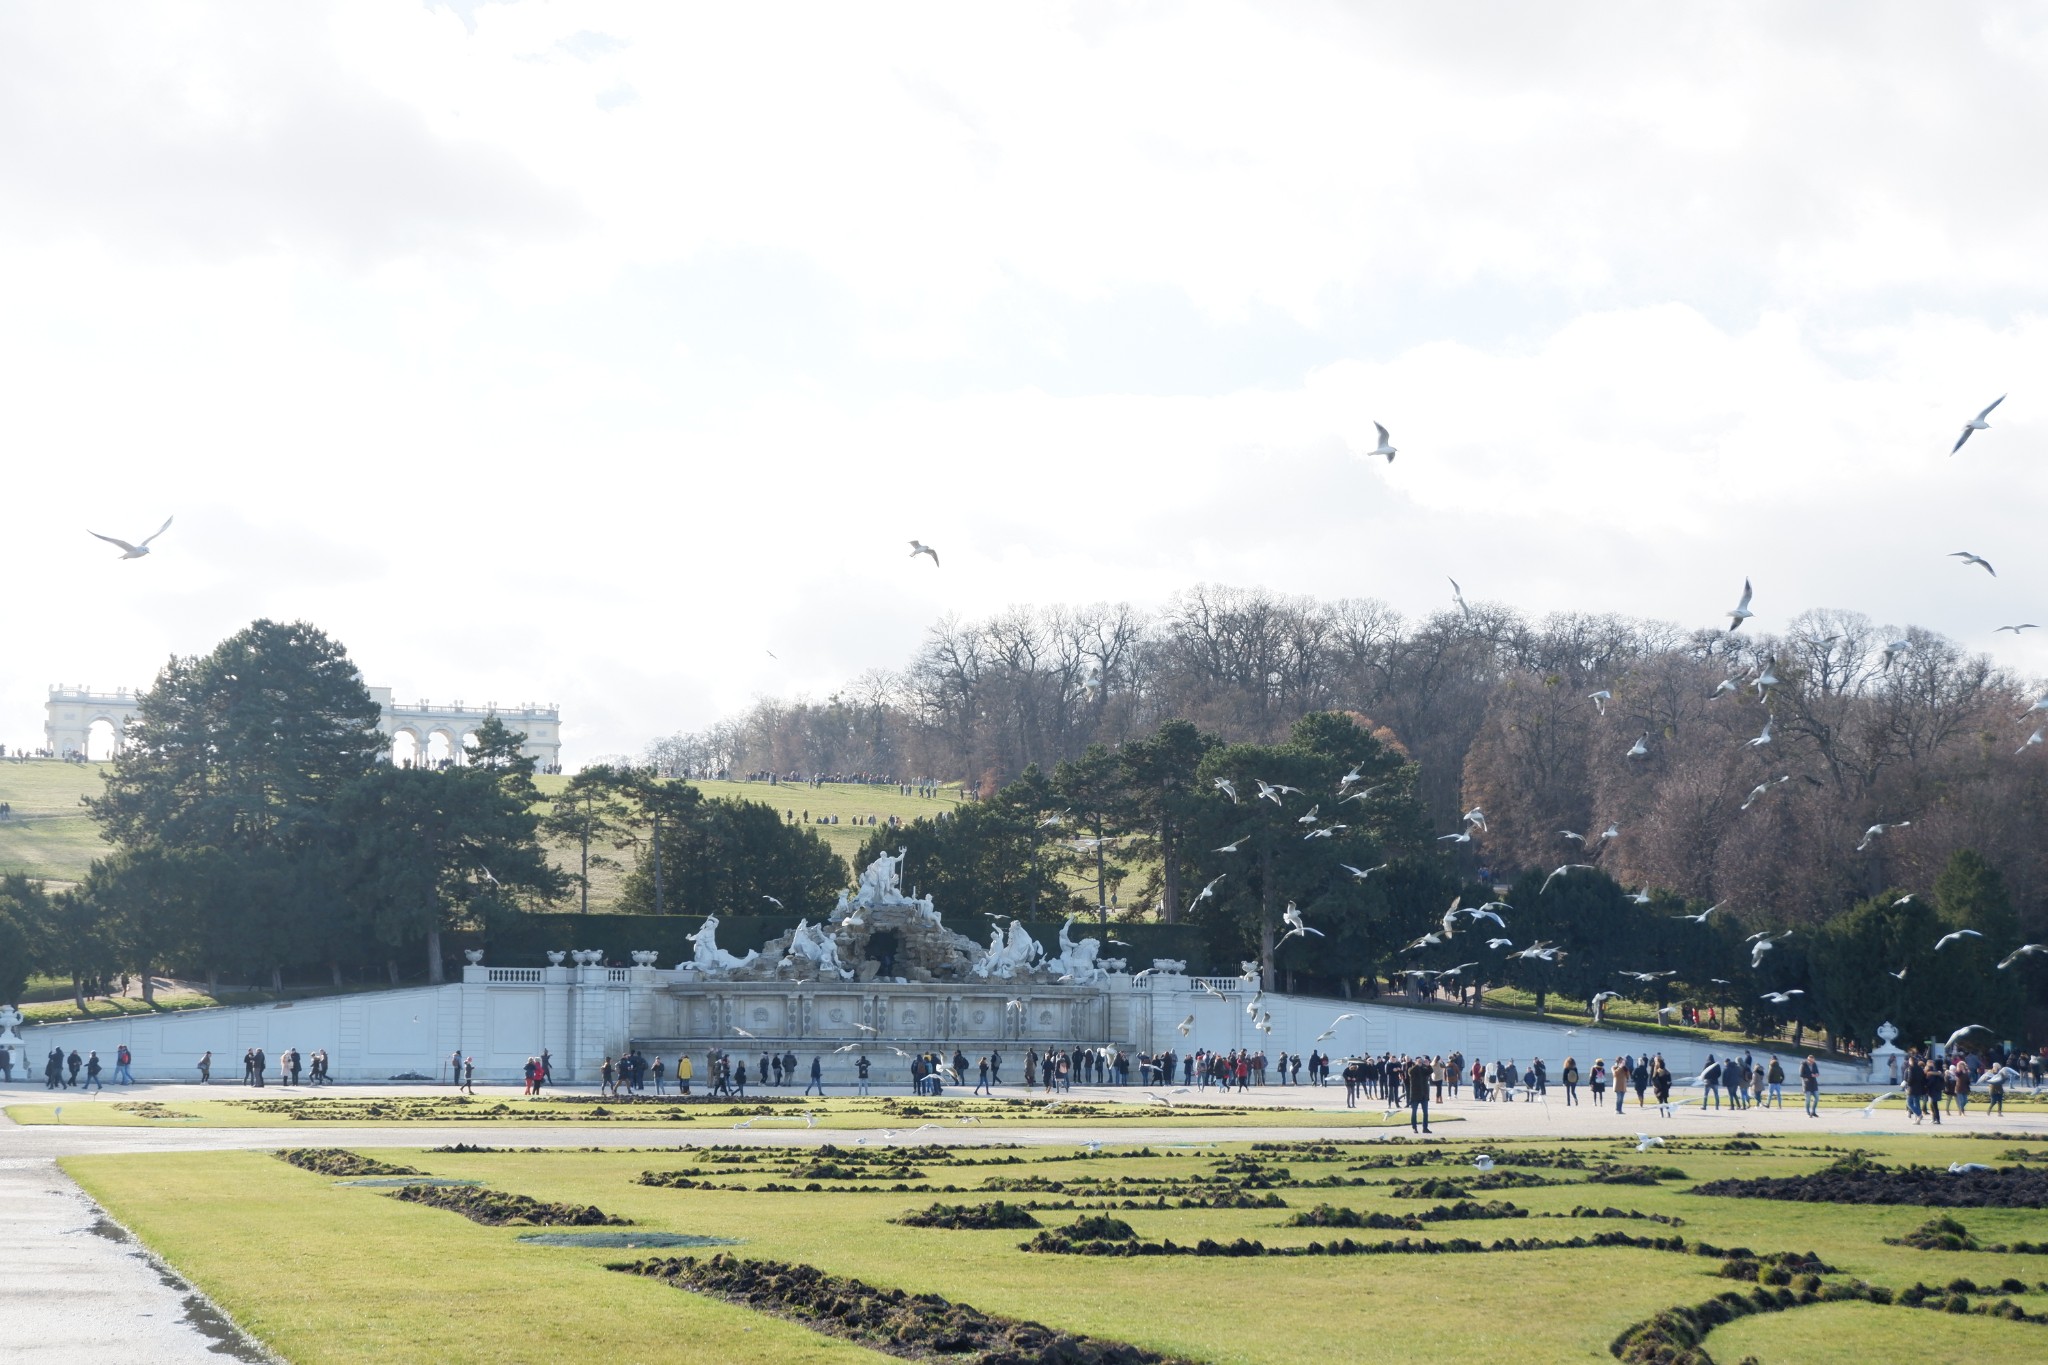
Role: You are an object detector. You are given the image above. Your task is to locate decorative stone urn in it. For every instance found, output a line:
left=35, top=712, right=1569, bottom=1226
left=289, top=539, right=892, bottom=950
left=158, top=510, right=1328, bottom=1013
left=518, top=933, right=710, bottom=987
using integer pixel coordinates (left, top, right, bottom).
left=463, top=949, right=485, bottom=965
left=630, top=951, right=659, bottom=967
left=546, top=951, right=567, bottom=967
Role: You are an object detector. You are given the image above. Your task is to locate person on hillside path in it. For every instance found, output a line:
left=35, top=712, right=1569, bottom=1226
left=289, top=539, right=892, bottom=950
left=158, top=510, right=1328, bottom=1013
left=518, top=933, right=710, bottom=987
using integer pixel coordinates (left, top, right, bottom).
left=806, top=1056, right=824, bottom=1096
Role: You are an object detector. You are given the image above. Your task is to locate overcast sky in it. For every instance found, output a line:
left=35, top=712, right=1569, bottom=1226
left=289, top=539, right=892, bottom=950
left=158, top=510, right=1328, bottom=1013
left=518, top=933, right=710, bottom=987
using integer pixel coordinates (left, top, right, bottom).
left=4, top=2, right=2046, bottom=762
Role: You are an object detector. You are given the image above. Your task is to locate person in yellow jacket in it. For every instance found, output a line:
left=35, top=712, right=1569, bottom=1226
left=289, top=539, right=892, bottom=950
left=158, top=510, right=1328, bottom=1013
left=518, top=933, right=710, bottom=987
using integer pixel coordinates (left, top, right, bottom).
left=677, top=1054, right=693, bottom=1097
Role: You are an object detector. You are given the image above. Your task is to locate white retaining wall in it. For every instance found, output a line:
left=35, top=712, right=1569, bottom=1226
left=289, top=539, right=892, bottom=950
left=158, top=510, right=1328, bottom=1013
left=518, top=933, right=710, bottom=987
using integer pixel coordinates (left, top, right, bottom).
left=10, top=969, right=1873, bottom=1088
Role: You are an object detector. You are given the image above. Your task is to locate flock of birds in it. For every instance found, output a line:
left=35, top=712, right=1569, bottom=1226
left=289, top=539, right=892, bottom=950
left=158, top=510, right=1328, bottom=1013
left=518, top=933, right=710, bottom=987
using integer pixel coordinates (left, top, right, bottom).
left=1137, top=395, right=2046, bottom=1051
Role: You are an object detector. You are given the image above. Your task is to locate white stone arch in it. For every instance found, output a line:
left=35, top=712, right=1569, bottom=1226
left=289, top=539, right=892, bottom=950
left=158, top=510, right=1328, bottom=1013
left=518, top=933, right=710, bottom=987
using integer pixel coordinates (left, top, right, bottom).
left=390, top=727, right=424, bottom=768
left=425, top=728, right=459, bottom=768
left=85, top=717, right=123, bottom=760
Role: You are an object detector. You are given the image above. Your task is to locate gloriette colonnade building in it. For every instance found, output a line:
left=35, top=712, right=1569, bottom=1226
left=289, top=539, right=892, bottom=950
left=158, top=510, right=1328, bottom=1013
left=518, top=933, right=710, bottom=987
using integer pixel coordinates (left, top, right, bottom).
left=44, top=685, right=561, bottom=770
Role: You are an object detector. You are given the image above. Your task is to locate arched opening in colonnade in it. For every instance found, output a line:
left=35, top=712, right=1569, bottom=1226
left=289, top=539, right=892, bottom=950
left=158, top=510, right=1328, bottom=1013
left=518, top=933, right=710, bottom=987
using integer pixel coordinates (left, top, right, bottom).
left=391, top=730, right=422, bottom=768
left=86, top=718, right=121, bottom=761
left=425, top=729, right=457, bottom=768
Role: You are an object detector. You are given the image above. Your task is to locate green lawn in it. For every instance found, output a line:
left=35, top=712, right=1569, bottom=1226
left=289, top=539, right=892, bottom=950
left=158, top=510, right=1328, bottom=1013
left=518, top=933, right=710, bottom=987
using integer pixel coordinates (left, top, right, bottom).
left=7, top=1092, right=1419, bottom=1131
left=65, top=1131, right=2048, bottom=1364
left=0, top=758, right=108, bottom=884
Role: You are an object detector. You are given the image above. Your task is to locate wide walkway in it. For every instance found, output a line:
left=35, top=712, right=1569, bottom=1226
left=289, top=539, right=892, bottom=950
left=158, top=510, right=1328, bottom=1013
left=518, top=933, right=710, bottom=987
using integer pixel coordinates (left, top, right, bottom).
left=0, top=1152, right=270, bottom=1363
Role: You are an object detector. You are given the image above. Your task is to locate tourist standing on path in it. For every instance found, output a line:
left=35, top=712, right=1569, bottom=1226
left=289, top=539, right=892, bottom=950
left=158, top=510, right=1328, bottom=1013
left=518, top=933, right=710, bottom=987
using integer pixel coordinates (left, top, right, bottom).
left=855, top=1054, right=870, bottom=1095
left=45, top=1047, right=62, bottom=1089
left=1406, top=1056, right=1433, bottom=1133
left=1631, top=1056, right=1650, bottom=1109
left=1767, top=1056, right=1786, bottom=1108
left=1589, top=1059, right=1607, bottom=1108
left=651, top=1056, right=667, bottom=1095
left=450, top=1049, right=463, bottom=1087
left=114, top=1044, right=133, bottom=1085
left=1562, top=1057, right=1580, bottom=1106
left=1652, top=1061, right=1674, bottom=1116
left=806, top=1055, right=824, bottom=1096
left=677, top=1054, right=692, bottom=1096
left=197, top=1051, right=212, bottom=1084
left=253, top=1047, right=266, bottom=1088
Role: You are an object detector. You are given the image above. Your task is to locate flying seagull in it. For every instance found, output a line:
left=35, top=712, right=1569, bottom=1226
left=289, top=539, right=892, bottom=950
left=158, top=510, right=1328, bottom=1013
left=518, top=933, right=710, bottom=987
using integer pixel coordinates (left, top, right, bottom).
left=1749, top=935, right=1780, bottom=969
left=1540, top=864, right=1594, bottom=894
left=1627, top=734, right=1649, bottom=759
left=1255, top=780, right=1301, bottom=804
left=1934, top=929, right=1983, bottom=951
left=1296, top=804, right=1321, bottom=825
left=1726, top=578, right=1754, bottom=631
left=761, top=894, right=784, bottom=908
left=1367, top=421, right=1397, bottom=463
left=1882, top=639, right=1913, bottom=671
left=1303, top=824, right=1346, bottom=840
left=1616, top=969, right=1676, bottom=983
left=1673, top=902, right=1720, bottom=925
left=1485, top=937, right=1514, bottom=950
left=1214, top=836, right=1248, bottom=854
left=1760, top=990, right=1805, bottom=1004
left=1176, top=1014, right=1196, bottom=1036
left=88, top=516, right=173, bottom=560
left=1856, top=822, right=1910, bottom=852
left=1340, top=862, right=1388, bottom=880
left=1746, top=718, right=1774, bottom=748
left=1314, top=1013, right=1359, bottom=1042
left=908, top=540, right=940, bottom=566
left=1996, top=944, right=2045, bottom=970
left=1950, top=551, right=1997, bottom=577
left=1589, top=991, right=1620, bottom=1024
left=1438, top=831, right=1472, bottom=845
left=1462, top=806, right=1488, bottom=830
left=1449, top=577, right=1471, bottom=618
left=1708, top=678, right=1739, bottom=700
left=1996, top=624, right=2039, bottom=635
left=1753, top=659, right=1779, bottom=696
left=1184, top=873, right=1227, bottom=918
left=2018, top=727, right=2043, bottom=756
left=1950, top=394, right=2005, bottom=454
left=1340, top=784, right=1385, bottom=805
left=1212, top=777, right=1239, bottom=803
left=1587, top=690, right=1611, bottom=716
left=1280, top=901, right=1324, bottom=943
left=1944, top=1023, right=1989, bottom=1050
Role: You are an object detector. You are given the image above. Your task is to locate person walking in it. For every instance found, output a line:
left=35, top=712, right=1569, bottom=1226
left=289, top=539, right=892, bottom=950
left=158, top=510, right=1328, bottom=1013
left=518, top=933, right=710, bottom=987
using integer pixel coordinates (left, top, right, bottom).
left=252, top=1047, right=266, bottom=1088
left=974, top=1055, right=992, bottom=1096
left=197, top=1050, right=212, bottom=1085
left=1561, top=1056, right=1580, bottom=1106
left=805, top=1055, right=824, bottom=1096
left=66, top=1049, right=82, bottom=1088
left=1631, top=1056, right=1650, bottom=1110
left=1589, top=1059, right=1607, bottom=1109
left=1766, top=1056, right=1786, bottom=1108
left=83, top=1050, right=103, bottom=1092
left=114, top=1044, right=134, bottom=1085
left=1652, top=1060, right=1674, bottom=1116
left=461, top=1055, right=475, bottom=1094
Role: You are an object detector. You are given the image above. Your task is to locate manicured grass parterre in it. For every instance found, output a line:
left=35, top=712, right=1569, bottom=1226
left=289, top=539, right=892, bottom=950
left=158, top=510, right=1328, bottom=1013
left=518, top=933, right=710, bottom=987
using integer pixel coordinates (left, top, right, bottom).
left=6, top=1092, right=1421, bottom=1130
left=61, top=1131, right=2048, bottom=1364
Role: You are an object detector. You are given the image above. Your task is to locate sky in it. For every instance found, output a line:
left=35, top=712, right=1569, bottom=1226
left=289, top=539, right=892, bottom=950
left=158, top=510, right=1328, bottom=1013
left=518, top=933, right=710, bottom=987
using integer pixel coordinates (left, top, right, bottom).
left=4, top=2, right=2047, bottom=763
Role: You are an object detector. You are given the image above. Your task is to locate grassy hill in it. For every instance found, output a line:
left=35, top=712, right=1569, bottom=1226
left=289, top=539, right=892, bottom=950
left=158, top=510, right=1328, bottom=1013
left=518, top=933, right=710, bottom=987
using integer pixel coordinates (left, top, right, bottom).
left=0, top=759, right=108, bottom=885
left=0, top=760, right=1057, bottom=912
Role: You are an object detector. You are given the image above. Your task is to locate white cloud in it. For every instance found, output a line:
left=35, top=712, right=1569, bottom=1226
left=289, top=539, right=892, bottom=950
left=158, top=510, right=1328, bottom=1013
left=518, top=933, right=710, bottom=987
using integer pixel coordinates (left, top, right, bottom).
left=2, top=2, right=2046, bottom=759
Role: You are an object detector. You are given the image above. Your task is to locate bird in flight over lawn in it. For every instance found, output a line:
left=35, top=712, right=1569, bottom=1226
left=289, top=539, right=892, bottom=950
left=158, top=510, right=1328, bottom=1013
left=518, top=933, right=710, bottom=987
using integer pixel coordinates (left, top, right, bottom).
left=89, top=516, right=173, bottom=560
left=1449, top=577, right=1471, bottom=618
left=1726, top=578, right=1754, bottom=631
left=1996, top=623, right=2039, bottom=635
left=1951, top=394, right=2005, bottom=454
left=1950, top=550, right=1996, bottom=576
left=1367, top=422, right=1397, bottom=463
left=908, top=540, right=940, bottom=566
